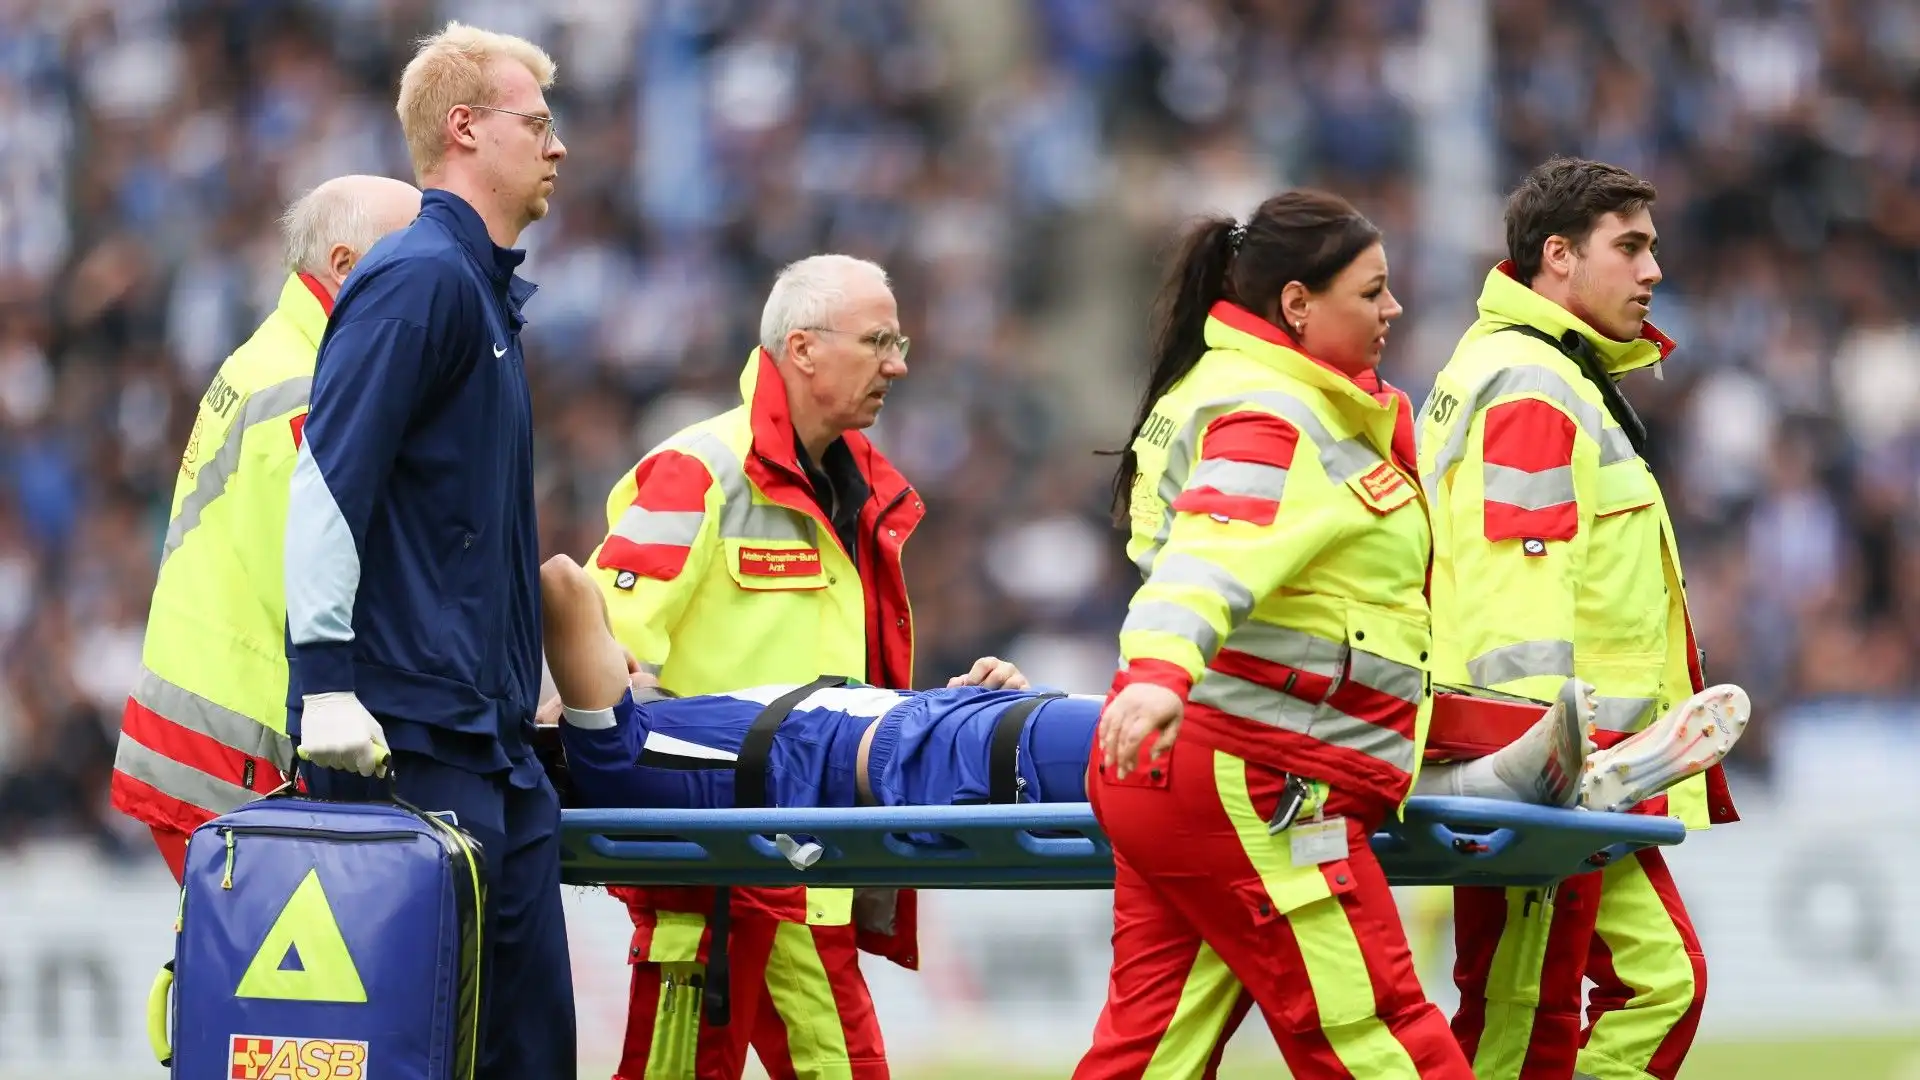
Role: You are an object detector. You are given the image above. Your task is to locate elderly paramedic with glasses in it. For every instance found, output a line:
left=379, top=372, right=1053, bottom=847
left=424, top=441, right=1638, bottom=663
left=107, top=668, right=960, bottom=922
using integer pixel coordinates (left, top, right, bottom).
left=576, top=253, right=1020, bottom=1080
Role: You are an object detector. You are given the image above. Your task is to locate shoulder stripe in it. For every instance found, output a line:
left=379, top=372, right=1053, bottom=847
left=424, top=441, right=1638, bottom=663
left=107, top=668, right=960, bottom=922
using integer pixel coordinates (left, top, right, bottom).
left=161, top=374, right=312, bottom=566
left=1423, top=364, right=1636, bottom=491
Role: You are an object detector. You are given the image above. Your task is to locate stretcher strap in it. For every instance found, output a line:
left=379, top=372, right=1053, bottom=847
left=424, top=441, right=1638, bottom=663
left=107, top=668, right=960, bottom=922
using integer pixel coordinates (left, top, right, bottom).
left=706, top=675, right=849, bottom=1027
left=989, top=693, right=1063, bottom=805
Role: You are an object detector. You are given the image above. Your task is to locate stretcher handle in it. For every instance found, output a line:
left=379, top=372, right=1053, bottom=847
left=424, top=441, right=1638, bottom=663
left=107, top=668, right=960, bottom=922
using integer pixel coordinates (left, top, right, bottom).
left=147, top=960, right=174, bottom=1067
left=1424, top=821, right=1519, bottom=858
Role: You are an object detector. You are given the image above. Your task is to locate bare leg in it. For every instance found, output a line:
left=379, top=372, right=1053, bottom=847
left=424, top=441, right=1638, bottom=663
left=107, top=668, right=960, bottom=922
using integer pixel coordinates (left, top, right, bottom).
left=539, top=554, right=633, bottom=711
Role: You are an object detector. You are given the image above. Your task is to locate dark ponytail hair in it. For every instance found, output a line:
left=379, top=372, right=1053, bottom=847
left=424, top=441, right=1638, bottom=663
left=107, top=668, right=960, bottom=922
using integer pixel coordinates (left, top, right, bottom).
left=1108, top=190, right=1383, bottom=523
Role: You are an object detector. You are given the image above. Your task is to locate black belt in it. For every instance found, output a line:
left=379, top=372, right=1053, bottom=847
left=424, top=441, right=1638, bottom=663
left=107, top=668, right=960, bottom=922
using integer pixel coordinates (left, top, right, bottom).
left=703, top=675, right=847, bottom=1027
left=986, top=692, right=1063, bottom=805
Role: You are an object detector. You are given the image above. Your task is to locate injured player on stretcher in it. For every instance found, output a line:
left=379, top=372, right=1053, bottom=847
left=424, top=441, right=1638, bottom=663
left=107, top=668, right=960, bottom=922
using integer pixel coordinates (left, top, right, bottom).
left=536, top=554, right=1749, bottom=847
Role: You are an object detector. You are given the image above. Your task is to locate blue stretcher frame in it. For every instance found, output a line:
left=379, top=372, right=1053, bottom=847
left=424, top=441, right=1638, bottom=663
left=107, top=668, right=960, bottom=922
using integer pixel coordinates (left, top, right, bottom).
left=557, top=796, right=1685, bottom=890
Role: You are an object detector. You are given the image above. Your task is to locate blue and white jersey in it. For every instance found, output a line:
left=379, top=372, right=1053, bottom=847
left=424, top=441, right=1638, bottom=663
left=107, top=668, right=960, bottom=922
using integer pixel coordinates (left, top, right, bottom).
left=558, top=683, right=1102, bottom=811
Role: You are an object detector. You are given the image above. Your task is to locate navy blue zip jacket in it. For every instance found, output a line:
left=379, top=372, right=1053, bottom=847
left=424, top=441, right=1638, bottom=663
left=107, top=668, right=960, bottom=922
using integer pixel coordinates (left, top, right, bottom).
left=285, top=189, right=543, bottom=783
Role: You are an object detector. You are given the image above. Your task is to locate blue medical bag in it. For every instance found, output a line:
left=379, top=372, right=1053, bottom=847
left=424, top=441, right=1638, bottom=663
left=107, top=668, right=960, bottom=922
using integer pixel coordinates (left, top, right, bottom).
left=147, top=793, right=486, bottom=1080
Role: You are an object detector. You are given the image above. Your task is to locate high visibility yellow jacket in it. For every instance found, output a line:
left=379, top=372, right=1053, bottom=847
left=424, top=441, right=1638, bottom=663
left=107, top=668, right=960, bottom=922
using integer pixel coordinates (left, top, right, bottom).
left=587, top=348, right=925, bottom=967
left=1418, top=263, right=1736, bottom=828
left=112, top=273, right=332, bottom=837
left=1114, top=301, right=1434, bottom=809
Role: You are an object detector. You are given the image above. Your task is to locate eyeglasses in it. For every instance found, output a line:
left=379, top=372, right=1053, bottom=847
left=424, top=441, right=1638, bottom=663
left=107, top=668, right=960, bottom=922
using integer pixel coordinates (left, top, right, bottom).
left=803, top=326, right=911, bottom=362
left=465, top=104, right=559, bottom=153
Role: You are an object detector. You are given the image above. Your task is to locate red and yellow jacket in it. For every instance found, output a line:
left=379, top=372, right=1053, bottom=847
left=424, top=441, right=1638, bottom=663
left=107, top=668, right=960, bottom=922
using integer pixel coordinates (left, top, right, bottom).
left=1112, top=302, right=1434, bottom=810
left=1419, top=263, right=1736, bottom=827
left=587, top=348, right=925, bottom=967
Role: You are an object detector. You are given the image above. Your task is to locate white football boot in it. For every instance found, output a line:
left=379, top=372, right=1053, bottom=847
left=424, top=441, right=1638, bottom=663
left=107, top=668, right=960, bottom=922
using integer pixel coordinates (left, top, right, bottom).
left=1537, top=677, right=1599, bottom=808
left=1580, top=684, right=1750, bottom=813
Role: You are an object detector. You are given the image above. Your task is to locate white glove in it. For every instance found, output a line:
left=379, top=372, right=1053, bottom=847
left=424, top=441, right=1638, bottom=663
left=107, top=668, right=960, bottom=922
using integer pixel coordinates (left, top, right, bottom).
left=297, top=692, right=390, bottom=777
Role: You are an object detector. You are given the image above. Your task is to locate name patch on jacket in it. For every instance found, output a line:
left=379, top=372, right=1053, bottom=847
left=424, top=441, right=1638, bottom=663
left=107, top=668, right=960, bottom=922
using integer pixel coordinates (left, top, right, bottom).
left=738, top=547, right=821, bottom=577
left=1350, top=462, right=1415, bottom=514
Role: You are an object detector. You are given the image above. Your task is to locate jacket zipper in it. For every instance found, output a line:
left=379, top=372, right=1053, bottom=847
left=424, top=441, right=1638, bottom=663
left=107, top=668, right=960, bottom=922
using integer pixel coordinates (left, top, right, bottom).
left=217, top=824, right=420, bottom=888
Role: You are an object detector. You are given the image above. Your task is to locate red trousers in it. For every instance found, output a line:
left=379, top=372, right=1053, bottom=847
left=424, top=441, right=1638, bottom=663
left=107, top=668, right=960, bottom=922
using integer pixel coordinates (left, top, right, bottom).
left=1074, top=736, right=1472, bottom=1080
left=1451, top=847, right=1706, bottom=1080
left=617, top=914, right=887, bottom=1080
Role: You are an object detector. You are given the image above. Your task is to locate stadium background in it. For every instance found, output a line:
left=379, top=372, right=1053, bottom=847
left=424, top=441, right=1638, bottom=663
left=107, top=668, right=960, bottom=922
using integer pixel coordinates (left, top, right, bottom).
left=0, top=0, right=1915, bottom=1075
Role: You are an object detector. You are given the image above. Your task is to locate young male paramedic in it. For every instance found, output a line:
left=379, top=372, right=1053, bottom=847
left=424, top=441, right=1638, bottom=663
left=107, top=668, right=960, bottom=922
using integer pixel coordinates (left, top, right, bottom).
left=1419, top=157, right=1742, bottom=1080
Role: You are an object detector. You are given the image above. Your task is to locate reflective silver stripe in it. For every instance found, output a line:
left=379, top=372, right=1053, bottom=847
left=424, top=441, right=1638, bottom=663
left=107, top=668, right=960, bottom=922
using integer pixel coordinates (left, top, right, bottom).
left=1191, top=671, right=1317, bottom=733
left=1225, top=620, right=1346, bottom=678
left=1423, top=363, right=1637, bottom=492
left=162, top=375, right=313, bottom=565
left=1121, top=600, right=1219, bottom=656
left=1145, top=553, right=1255, bottom=624
left=1138, top=389, right=1385, bottom=574
left=1190, top=669, right=1418, bottom=772
left=1231, top=390, right=1382, bottom=484
left=1465, top=639, right=1576, bottom=687
left=1347, top=649, right=1424, bottom=704
left=114, top=737, right=260, bottom=816
left=611, top=506, right=704, bottom=547
left=1315, top=710, right=1419, bottom=773
left=1594, top=695, right=1657, bottom=733
left=1482, top=463, right=1575, bottom=510
left=1187, top=459, right=1289, bottom=502
left=131, top=666, right=291, bottom=769
left=673, top=430, right=815, bottom=543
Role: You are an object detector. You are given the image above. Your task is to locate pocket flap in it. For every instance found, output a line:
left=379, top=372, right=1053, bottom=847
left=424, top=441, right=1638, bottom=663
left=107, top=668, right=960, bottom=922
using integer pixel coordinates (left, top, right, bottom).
left=1240, top=856, right=1358, bottom=921
left=631, top=910, right=708, bottom=965
left=1344, top=602, right=1432, bottom=675
left=1596, top=459, right=1657, bottom=518
left=723, top=538, right=829, bottom=591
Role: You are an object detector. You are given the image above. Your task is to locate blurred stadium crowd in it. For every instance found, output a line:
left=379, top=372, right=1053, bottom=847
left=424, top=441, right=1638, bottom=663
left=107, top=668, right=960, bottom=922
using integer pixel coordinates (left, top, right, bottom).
left=0, top=0, right=1914, bottom=854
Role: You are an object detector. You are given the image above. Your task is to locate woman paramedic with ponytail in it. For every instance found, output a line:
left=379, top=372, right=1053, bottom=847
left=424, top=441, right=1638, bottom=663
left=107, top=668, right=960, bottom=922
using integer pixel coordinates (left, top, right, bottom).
left=1074, top=191, right=1476, bottom=1080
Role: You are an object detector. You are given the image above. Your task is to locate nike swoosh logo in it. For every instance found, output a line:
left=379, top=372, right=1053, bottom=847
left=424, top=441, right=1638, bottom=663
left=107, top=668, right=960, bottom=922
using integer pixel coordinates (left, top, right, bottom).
left=493, top=344, right=507, bottom=358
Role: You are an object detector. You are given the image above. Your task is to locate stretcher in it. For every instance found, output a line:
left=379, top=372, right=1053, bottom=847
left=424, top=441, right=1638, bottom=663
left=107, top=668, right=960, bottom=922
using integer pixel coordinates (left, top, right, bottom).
left=557, top=795, right=1685, bottom=890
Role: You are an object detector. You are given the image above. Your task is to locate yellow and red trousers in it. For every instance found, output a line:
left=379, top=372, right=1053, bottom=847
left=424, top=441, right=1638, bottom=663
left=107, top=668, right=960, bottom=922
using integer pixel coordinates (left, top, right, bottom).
left=1074, top=735, right=1473, bottom=1080
left=1451, top=846, right=1706, bottom=1080
left=615, top=893, right=888, bottom=1080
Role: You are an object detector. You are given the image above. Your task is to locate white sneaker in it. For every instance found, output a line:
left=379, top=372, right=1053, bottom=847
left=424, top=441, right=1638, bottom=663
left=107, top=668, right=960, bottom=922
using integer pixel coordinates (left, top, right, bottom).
left=1580, top=684, right=1750, bottom=813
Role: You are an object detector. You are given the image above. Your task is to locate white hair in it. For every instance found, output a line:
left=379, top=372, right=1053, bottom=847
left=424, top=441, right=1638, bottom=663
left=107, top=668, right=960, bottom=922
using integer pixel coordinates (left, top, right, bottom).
left=759, top=254, right=892, bottom=357
left=278, top=184, right=383, bottom=276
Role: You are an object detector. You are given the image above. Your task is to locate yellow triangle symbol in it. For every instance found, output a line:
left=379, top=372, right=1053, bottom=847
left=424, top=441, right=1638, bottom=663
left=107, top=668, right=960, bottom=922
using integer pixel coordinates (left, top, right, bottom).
left=235, top=868, right=367, bottom=1003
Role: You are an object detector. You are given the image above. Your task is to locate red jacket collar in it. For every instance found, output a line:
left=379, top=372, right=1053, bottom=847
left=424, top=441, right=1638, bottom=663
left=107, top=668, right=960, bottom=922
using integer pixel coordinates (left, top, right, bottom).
left=1493, top=259, right=1677, bottom=360
left=297, top=272, right=335, bottom=317
left=1209, top=299, right=1413, bottom=464
left=742, top=348, right=916, bottom=504
left=1209, top=300, right=1383, bottom=391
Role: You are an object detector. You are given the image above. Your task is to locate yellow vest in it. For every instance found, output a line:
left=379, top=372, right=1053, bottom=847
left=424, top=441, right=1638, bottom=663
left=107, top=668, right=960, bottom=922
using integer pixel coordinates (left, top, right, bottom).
left=113, top=274, right=326, bottom=832
left=588, top=349, right=923, bottom=928
left=1419, top=264, right=1734, bottom=829
left=1117, top=302, right=1434, bottom=807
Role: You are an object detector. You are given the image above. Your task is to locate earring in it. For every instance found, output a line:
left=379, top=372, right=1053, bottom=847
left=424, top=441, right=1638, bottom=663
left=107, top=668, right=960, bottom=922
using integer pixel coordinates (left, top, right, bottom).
left=1294, top=322, right=1305, bottom=335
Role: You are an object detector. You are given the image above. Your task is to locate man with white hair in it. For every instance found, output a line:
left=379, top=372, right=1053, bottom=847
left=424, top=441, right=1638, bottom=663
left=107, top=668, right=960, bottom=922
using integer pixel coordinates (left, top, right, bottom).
left=582, top=253, right=1018, bottom=1079
left=281, top=22, right=573, bottom=1080
left=111, top=173, right=420, bottom=882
